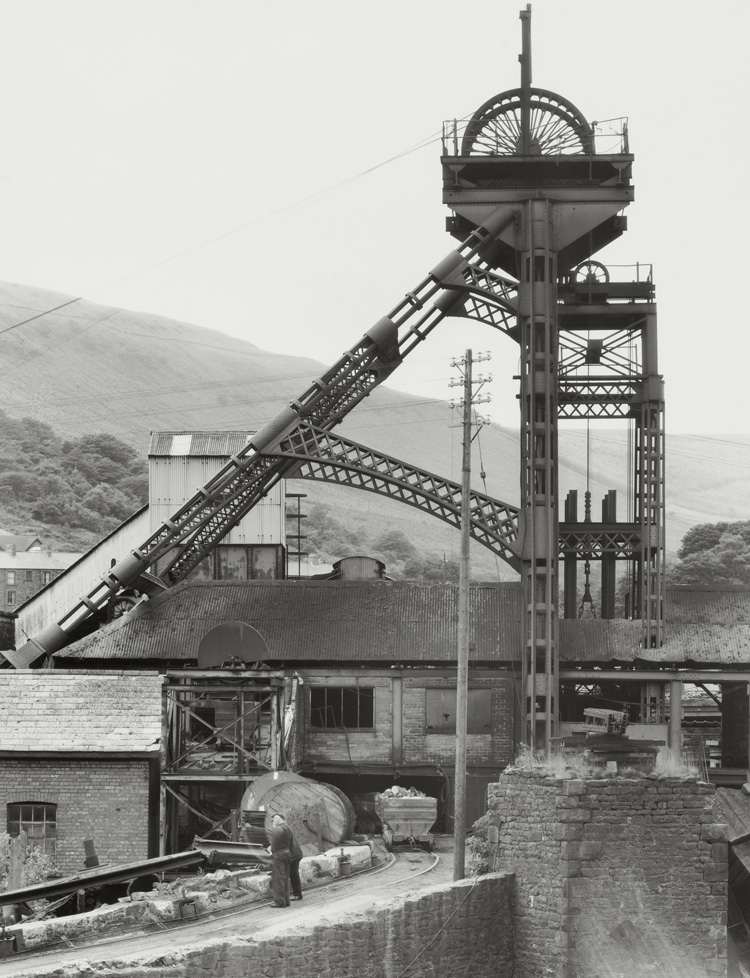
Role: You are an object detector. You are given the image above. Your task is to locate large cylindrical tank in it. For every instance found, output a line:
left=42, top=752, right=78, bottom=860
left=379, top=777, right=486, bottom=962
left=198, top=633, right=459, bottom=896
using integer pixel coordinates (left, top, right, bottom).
left=241, top=772, right=355, bottom=855
left=333, top=556, right=385, bottom=580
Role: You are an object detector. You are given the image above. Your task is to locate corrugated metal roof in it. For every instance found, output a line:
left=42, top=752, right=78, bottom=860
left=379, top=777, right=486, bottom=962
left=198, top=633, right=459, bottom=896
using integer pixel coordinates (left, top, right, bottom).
left=55, top=580, right=523, bottom=664
left=667, top=586, right=750, bottom=624
left=560, top=589, right=750, bottom=664
left=148, top=431, right=254, bottom=457
left=51, top=583, right=750, bottom=667
left=559, top=619, right=643, bottom=662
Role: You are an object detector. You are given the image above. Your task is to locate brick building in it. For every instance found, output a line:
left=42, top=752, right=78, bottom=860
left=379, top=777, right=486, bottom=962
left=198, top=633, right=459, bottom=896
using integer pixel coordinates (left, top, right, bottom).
left=0, top=543, right=82, bottom=615
left=46, top=577, right=520, bottom=842
left=0, top=670, right=161, bottom=875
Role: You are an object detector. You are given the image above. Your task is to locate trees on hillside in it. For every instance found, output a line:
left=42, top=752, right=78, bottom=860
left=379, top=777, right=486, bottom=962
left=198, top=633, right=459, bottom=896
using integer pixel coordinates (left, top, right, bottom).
left=305, top=504, right=461, bottom=582
left=0, top=410, right=148, bottom=546
left=672, top=520, right=750, bottom=586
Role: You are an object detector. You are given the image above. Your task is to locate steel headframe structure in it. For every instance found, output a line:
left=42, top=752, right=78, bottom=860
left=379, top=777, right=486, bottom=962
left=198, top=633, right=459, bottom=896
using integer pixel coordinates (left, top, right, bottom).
left=12, top=7, right=663, bottom=756
left=439, top=5, right=663, bottom=747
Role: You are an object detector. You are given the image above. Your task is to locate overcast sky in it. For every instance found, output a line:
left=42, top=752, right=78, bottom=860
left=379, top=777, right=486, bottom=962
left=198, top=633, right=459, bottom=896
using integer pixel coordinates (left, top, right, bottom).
left=0, top=0, right=747, bottom=437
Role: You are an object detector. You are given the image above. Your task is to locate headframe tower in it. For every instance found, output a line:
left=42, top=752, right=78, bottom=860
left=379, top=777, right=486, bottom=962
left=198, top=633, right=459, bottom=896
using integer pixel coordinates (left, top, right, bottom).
left=441, top=6, right=664, bottom=748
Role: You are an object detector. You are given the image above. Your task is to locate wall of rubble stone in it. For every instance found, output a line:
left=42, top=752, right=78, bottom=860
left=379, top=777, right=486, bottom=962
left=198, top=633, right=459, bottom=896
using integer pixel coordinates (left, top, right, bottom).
left=76, top=873, right=515, bottom=978
left=487, top=771, right=727, bottom=978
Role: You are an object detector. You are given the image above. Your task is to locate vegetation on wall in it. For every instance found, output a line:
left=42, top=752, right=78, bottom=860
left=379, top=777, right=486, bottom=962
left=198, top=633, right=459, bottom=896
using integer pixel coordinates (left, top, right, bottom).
left=0, top=410, right=148, bottom=550
left=0, top=832, right=52, bottom=893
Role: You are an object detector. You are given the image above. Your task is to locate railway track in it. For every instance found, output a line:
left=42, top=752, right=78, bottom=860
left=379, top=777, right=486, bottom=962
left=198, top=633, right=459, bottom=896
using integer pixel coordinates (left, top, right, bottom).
left=0, top=849, right=446, bottom=977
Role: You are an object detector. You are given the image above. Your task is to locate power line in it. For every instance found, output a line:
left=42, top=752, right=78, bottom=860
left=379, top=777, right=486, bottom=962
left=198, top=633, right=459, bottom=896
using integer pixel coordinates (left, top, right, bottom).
left=0, top=297, right=85, bottom=336
left=0, top=129, right=444, bottom=344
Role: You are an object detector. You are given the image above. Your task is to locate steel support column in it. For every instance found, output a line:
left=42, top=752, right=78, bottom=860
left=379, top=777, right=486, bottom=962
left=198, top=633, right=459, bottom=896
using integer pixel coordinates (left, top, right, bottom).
left=518, top=199, right=558, bottom=748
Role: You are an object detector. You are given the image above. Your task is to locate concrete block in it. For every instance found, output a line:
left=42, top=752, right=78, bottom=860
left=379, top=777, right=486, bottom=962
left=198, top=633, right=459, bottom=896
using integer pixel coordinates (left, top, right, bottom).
left=562, top=780, right=585, bottom=796
left=578, top=842, right=603, bottom=860
left=703, top=863, right=727, bottom=884
left=701, top=823, right=728, bottom=843
left=560, top=859, right=581, bottom=878
left=711, top=842, right=728, bottom=865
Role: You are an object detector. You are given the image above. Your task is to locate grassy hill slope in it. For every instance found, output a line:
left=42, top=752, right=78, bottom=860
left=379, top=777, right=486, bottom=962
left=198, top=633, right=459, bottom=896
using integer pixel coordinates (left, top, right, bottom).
left=1, top=282, right=747, bottom=574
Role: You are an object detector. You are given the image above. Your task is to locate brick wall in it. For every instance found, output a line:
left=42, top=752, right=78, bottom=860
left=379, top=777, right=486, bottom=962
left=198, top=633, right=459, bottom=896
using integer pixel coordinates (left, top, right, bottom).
left=1, top=758, right=152, bottom=875
left=104, top=873, right=515, bottom=978
left=301, top=676, right=394, bottom=764
left=403, top=675, right=515, bottom=767
left=299, top=671, right=515, bottom=770
left=487, top=771, right=727, bottom=978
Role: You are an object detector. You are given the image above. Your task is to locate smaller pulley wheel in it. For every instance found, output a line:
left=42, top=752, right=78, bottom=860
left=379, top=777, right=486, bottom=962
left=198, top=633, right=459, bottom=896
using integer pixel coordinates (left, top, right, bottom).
left=572, top=261, right=610, bottom=284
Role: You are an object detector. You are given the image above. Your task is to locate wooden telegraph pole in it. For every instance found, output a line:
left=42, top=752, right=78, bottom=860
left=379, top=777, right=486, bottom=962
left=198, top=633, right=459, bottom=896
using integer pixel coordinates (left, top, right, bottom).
left=449, top=350, right=491, bottom=880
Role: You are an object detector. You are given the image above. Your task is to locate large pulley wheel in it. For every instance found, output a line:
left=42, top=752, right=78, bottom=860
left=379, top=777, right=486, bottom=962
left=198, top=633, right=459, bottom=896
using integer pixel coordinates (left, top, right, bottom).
left=572, top=261, right=610, bottom=284
left=461, top=87, right=594, bottom=157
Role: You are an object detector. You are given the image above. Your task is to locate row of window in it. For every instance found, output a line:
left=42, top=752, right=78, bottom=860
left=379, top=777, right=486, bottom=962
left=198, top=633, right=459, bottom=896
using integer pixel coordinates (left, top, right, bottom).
left=5, top=571, right=53, bottom=585
left=309, top=687, right=492, bottom=734
left=4, top=572, right=53, bottom=607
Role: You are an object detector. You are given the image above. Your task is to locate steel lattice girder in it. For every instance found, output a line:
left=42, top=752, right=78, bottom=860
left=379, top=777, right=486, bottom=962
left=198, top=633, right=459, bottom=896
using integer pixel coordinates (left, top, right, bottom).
left=558, top=524, right=642, bottom=558
left=126, top=231, right=519, bottom=584
left=276, top=423, right=521, bottom=569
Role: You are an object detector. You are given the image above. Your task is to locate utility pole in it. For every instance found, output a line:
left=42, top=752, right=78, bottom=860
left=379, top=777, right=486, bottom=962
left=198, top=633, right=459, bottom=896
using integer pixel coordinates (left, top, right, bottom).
left=449, top=349, right=491, bottom=880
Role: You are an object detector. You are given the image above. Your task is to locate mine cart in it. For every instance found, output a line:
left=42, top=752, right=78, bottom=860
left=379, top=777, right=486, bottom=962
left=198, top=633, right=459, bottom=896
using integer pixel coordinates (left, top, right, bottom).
left=375, top=794, right=437, bottom=852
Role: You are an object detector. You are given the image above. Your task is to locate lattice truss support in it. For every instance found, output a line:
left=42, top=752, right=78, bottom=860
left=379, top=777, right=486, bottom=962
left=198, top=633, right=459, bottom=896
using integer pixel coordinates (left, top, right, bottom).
left=22, top=208, right=524, bottom=659
left=559, top=527, right=642, bottom=560
left=557, top=316, right=650, bottom=419
left=276, top=423, right=521, bottom=569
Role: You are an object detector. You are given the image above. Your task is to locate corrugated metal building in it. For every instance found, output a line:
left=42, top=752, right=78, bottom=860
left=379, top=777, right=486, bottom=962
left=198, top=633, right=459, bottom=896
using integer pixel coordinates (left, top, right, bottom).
left=148, top=430, right=284, bottom=548
left=10, top=431, right=287, bottom=650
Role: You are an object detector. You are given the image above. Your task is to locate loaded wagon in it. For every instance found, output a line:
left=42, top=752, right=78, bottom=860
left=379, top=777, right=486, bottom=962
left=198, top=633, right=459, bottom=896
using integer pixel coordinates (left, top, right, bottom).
left=375, top=793, right=437, bottom=852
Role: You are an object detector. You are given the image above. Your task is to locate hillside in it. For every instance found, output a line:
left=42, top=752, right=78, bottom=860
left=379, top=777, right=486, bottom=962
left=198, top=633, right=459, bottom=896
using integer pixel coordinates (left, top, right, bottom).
left=0, top=282, right=747, bottom=574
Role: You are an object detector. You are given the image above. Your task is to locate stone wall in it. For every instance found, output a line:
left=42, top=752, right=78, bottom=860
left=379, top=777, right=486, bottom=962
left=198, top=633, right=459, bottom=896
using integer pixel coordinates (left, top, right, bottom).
left=61, top=872, right=515, bottom=978
left=487, top=771, right=727, bottom=978
left=0, top=758, right=153, bottom=875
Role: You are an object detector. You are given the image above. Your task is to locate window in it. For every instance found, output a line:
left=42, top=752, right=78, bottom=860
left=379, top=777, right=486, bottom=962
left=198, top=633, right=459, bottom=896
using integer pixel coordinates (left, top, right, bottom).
left=6, top=590, right=16, bottom=607
left=425, top=688, right=492, bottom=734
left=25, top=570, right=33, bottom=582
left=217, top=545, right=282, bottom=581
left=7, top=803, right=57, bottom=859
left=42, top=571, right=52, bottom=585
left=6, top=571, right=15, bottom=586
left=310, top=686, right=374, bottom=730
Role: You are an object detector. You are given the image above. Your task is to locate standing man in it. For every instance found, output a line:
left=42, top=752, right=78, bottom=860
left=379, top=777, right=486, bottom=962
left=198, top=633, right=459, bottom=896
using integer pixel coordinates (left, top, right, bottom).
left=289, top=825, right=303, bottom=901
left=267, top=812, right=292, bottom=907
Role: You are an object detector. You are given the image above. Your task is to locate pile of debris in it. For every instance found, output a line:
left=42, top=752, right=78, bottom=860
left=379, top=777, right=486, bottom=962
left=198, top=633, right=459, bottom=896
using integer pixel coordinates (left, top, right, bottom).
left=377, top=786, right=428, bottom=799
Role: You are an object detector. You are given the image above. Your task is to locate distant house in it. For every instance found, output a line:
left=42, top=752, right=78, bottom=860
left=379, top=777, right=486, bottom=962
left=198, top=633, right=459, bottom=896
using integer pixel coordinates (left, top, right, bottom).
left=0, top=547, right=83, bottom=615
left=0, top=534, right=45, bottom=553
